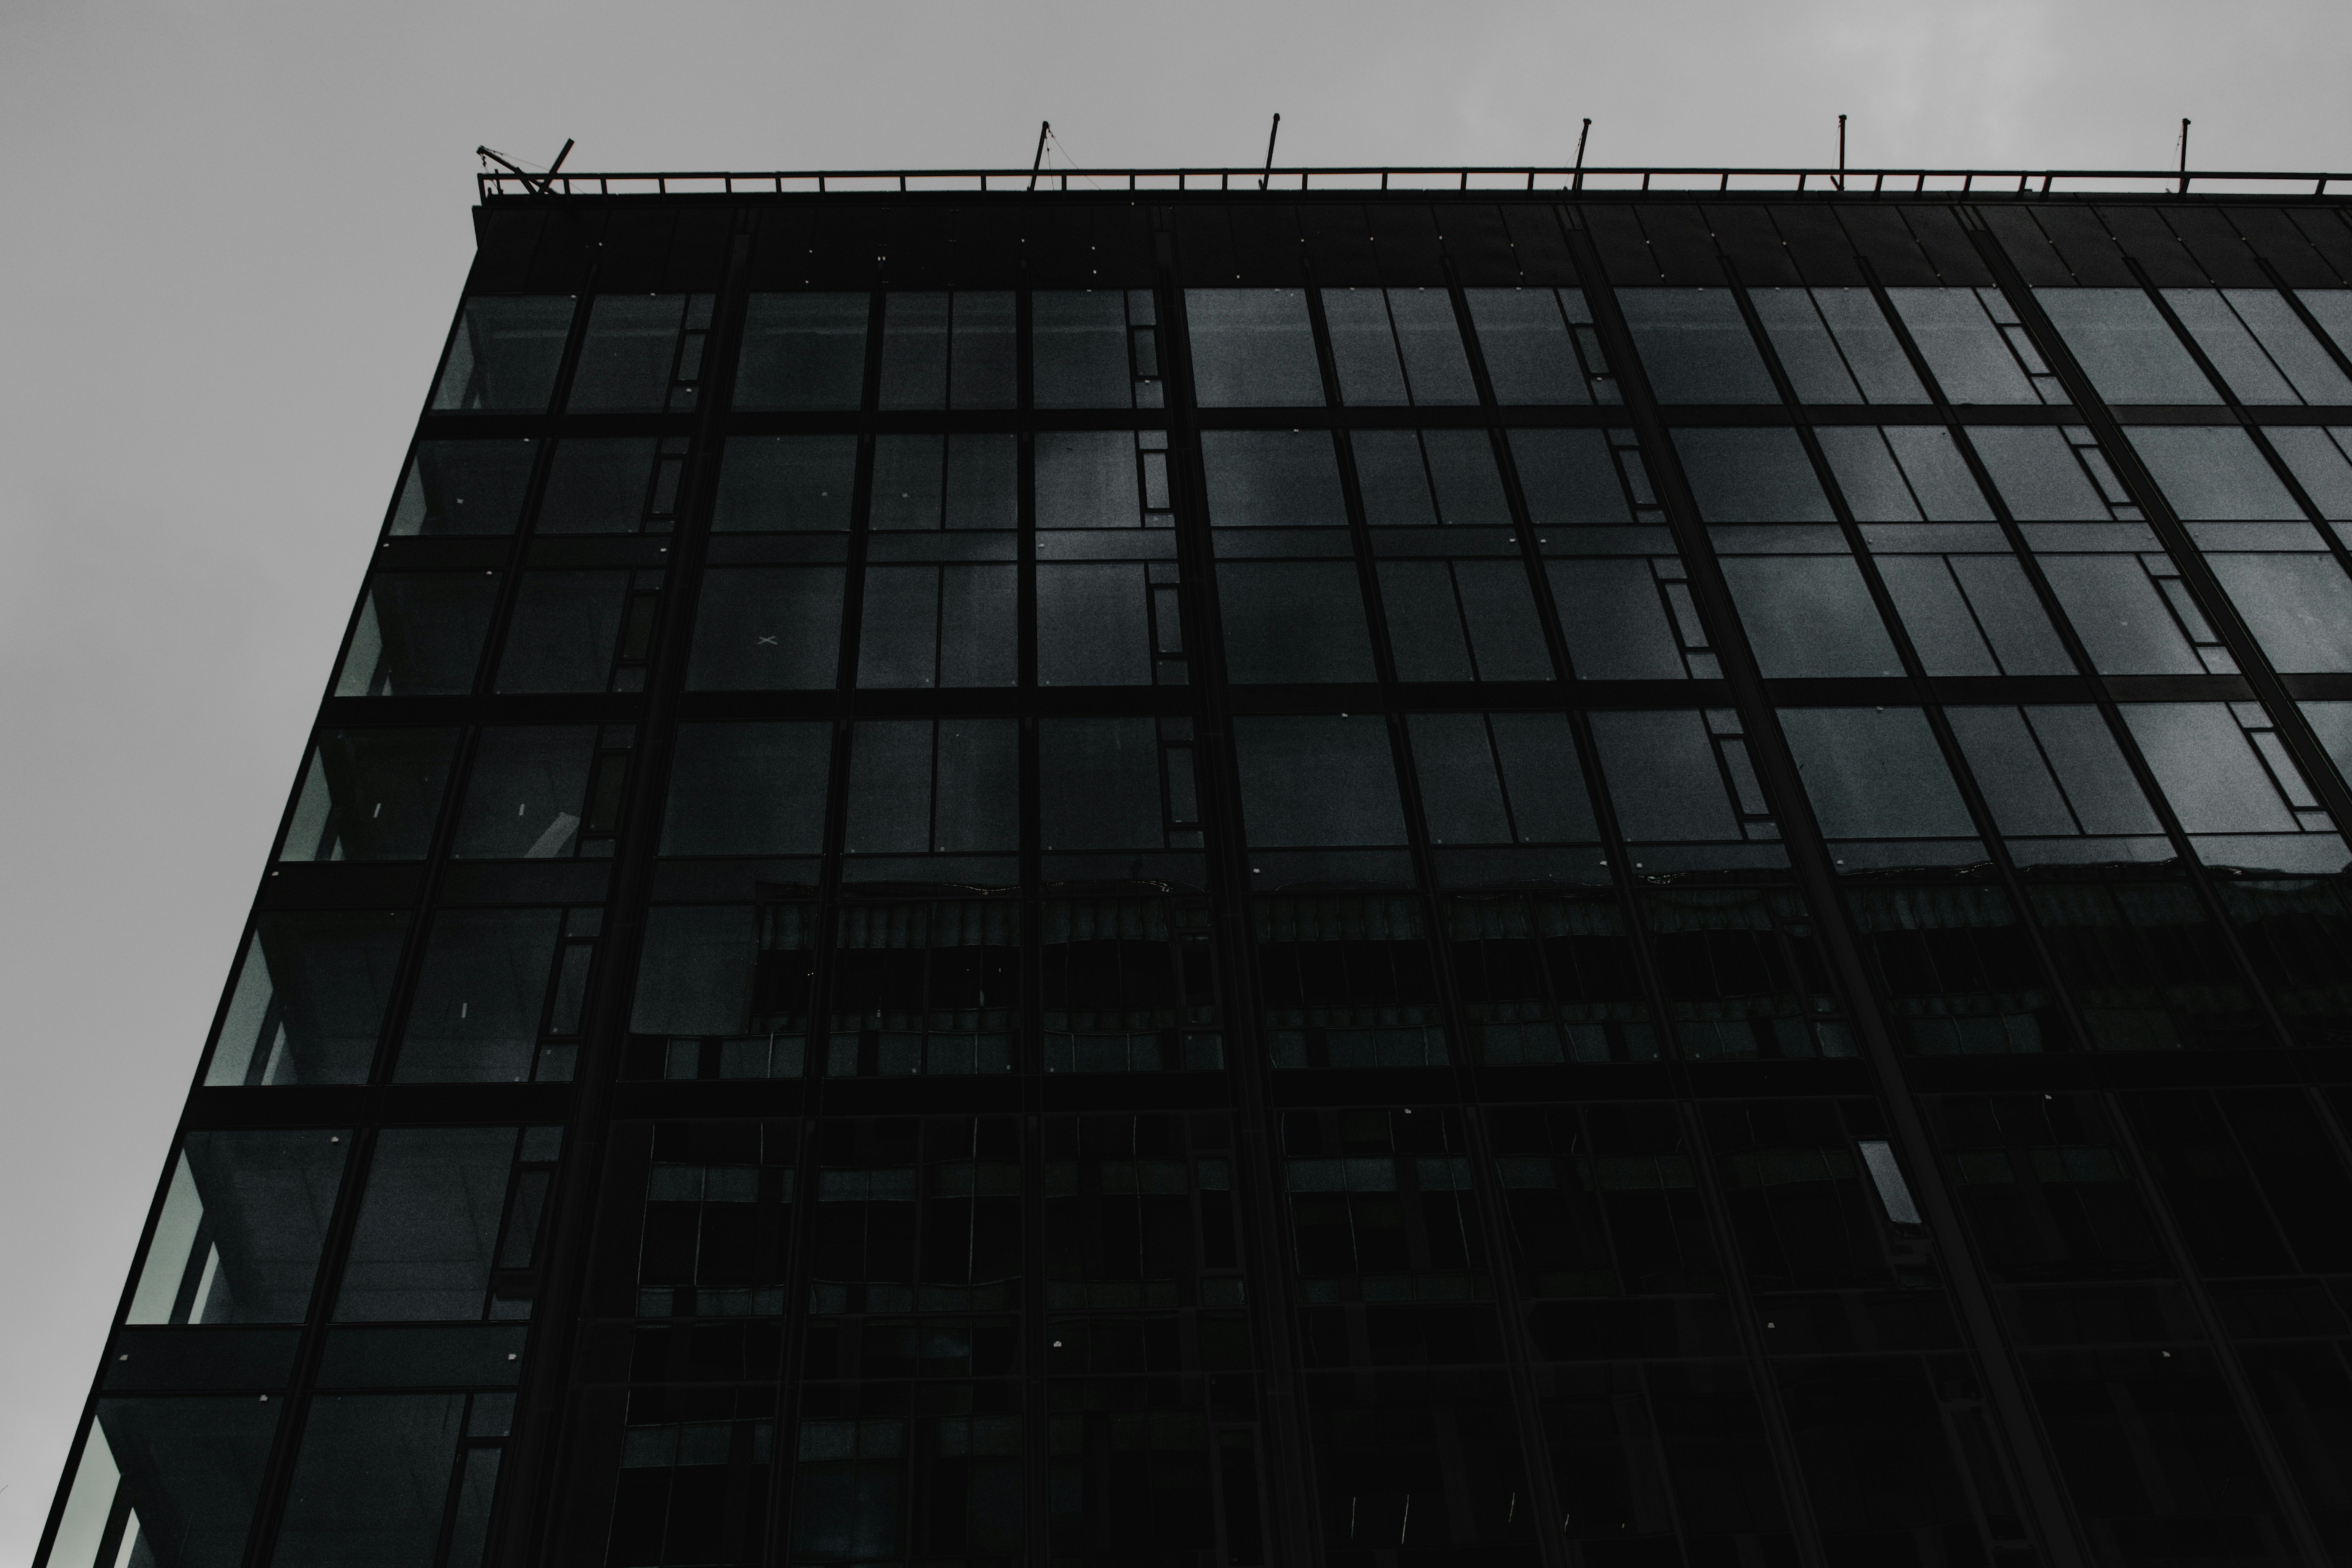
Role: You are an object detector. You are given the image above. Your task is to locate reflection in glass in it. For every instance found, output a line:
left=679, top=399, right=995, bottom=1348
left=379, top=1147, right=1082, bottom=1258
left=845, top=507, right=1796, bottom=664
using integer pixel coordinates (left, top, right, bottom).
left=879, top=291, right=1014, bottom=410
left=334, top=574, right=498, bottom=697
left=1352, top=430, right=1509, bottom=528
left=281, top=729, right=457, bottom=862
left=1034, top=290, right=1160, bottom=409
left=870, top=435, right=1017, bottom=531
left=126, top=1130, right=347, bottom=1324
left=2121, top=703, right=2347, bottom=872
left=1322, top=287, right=1477, bottom=406
left=1719, top=553, right=1903, bottom=677
left=2265, top=426, right=2352, bottom=520
left=1463, top=287, right=1613, bottom=405
left=1408, top=712, right=1596, bottom=846
left=1778, top=707, right=1980, bottom=867
left=2162, top=289, right=2352, bottom=405
left=1816, top=426, right=1991, bottom=521
left=207, top=912, right=405, bottom=1085
left=856, top=563, right=1016, bottom=689
left=1200, top=430, right=1346, bottom=528
left=1750, top=287, right=1925, bottom=404
left=2126, top=426, right=2303, bottom=520
left=1846, top=885, right=2061, bottom=1054
left=1945, top=705, right=2165, bottom=865
left=2206, top=552, right=2352, bottom=673
left=712, top=435, right=857, bottom=532
left=453, top=728, right=595, bottom=858
left=1672, top=429, right=1832, bottom=521
left=431, top=297, right=574, bottom=413
left=1639, top=890, right=1852, bottom=1059
left=1884, top=288, right=2050, bottom=404
left=630, top=902, right=816, bottom=1071
left=1872, top=547, right=2073, bottom=676
left=1255, top=897, right=1445, bottom=1066
left=1233, top=716, right=1404, bottom=847
left=1588, top=710, right=1783, bottom=873
left=827, top=901, right=1021, bottom=1076
left=388, top=441, right=535, bottom=537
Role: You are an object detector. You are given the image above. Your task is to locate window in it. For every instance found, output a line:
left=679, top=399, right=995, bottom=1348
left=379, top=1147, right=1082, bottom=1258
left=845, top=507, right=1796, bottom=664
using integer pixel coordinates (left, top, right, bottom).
left=1716, top=547, right=1904, bottom=678
left=45, top=1398, right=282, bottom=1568
left=451, top=726, right=598, bottom=859
left=1639, top=889, right=1852, bottom=1059
left=205, top=912, right=406, bottom=1086
left=1217, top=561, right=1376, bottom=683
left=629, top=903, right=816, bottom=1079
left=2126, top=426, right=2304, bottom=519
left=1448, top=894, right=1654, bottom=1062
left=431, top=297, right=574, bottom=412
left=1352, top=429, right=1511, bottom=528
left=1969, top=426, right=2132, bottom=521
left=1944, top=705, right=2166, bottom=865
left=1407, top=712, right=1597, bottom=847
left=2203, top=550, right=2352, bottom=673
left=537, top=436, right=687, bottom=535
left=1322, top=287, right=1478, bottom=406
left=275, top=1393, right=508, bottom=1568
left=1257, top=899, right=1447, bottom=1065
left=1040, top=901, right=1221, bottom=1073
left=568, top=293, right=712, bottom=412
left=879, top=291, right=1014, bottom=410
left=1618, top=290, right=1778, bottom=403
left=843, top=719, right=1018, bottom=856
left=2035, top=289, right=2220, bottom=404
left=1511, top=427, right=1659, bottom=528
left=1673, top=428, right=1834, bottom=521
left=394, top=906, right=596, bottom=1083
left=658, top=721, right=831, bottom=858
left=1588, top=710, right=1784, bottom=874
left=2266, top=426, right=2352, bottom=519
left=1034, top=289, right=1162, bottom=409
left=126, top=1129, right=349, bottom=1324
left=1884, top=288, right=2055, bottom=404
left=688, top=567, right=844, bottom=690
left=1778, top=707, right=1980, bottom=868
left=335, top=1125, right=559, bottom=1321
left=736, top=293, right=869, bottom=410
left=1200, top=429, right=1347, bottom=528
left=855, top=563, right=1015, bottom=688
left=1037, top=557, right=1184, bottom=687
left=1815, top=426, right=1992, bottom=522
left=1866, top=537, right=2074, bottom=677
left=387, top=440, right=535, bottom=537
left=495, top=569, right=662, bottom=693
left=1749, top=287, right=1927, bottom=404
left=711, top=435, right=857, bottom=532
left=2121, top=703, right=2345, bottom=873
left=1846, top=885, right=2061, bottom=1055
left=333, top=573, right=499, bottom=697
left=1037, top=717, right=1200, bottom=854
left=1232, top=716, right=1406, bottom=847
left=281, top=729, right=457, bottom=862
left=2161, top=289, right=2352, bottom=404
left=1380, top=558, right=1552, bottom=681
left=826, top=902, right=1021, bottom=1076
left=1036, top=430, right=1171, bottom=529
left=1463, top=287, right=1615, bottom=404
left=1186, top=289, right=1324, bottom=407
left=870, top=433, right=1016, bottom=531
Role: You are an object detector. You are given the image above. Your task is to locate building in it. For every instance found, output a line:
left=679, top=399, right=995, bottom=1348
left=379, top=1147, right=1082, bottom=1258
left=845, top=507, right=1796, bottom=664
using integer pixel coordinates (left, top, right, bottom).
left=34, top=160, right=2352, bottom=1568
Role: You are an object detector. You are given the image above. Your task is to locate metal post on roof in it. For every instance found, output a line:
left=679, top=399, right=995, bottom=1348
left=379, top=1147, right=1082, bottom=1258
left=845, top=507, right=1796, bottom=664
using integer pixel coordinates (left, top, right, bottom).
left=1573, top=118, right=1592, bottom=189
left=1260, top=114, right=1282, bottom=189
left=1836, top=115, right=1847, bottom=190
left=2178, top=118, right=2191, bottom=193
left=1030, top=121, right=1051, bottom=191
left=476, top=141, right=572, bottom=196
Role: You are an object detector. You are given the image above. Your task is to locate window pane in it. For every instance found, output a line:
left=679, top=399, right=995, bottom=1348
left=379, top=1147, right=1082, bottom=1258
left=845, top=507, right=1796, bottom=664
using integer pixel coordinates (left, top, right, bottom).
left=870, top=435, right=1017, bottom=531
left=1421, top=430, right=1512, bottom=526
left=388, top=441, right=535, bottom=537
left=1037, top=432, right=1143, bottom=529
left=856, top=563, right=1015, bottom=689
left=1719, top=554, right=1903, bottom=677
left=336, top=1127, right=518, bottom=1320
left=737, top=293, right=869, bottom=410
left=661, top=721, right=832, bottom=856
left=712, top=435, right=856, bottom=532
left=2034, top=556, right=2203, bottom=674
left=1618, top=290, right=1778, bottom=403
left=1233, top=716, right=1406, bottom=846
left=1510, top=430, right=1634, bottom=526
left=690, top=567, right=844, bottom=690
left=395, top=908, right=562, bottom=1081
left=1409, top=713, right=1595, bottom=845
left=1465, top=288, right=1596, bottom=406
left=2206, top=554, right=2352, bottom=672
left=126, top=1130, right=347, bottom=1324
left=1753, top=288, right=1928, bottom=406
left=1674, top=429, right=1832, bottom=521
left=1779, top=708, right=1976, bottom=843
left=1874, top=553, right=2073, bottom=676
left=1379, top=560, right=1552, bottom=681
left=1966, top=427, right=2109, bottom=519
left=1947, top=705, right=2163, bottom=852
left=1884, top=289, right=2037, bottom=404
left=333, top=574, right=498, bottom=697
left=631, top=903, right=817, bottom=1039
left=1034, top=291, right=1132, bottom=408
left=494, top=571, right=628, bottom=692
left=51, top=1398, right=280, bottom=1568
left=432, top=297, right=573, bottom=412
left=1587, top=712, right=1741, bottom=844
left=843, top=720, right=1018, bottom=854
left=1187, top=289, right=1325, bottom=407
left=207, top=913, right=404, bottom=1086
left=1218, top=562, right=1376, bottom=683
left=453, top=727, right=595, bottom=858
left=1816, top=426, right=1991, bottom=522
left=536, top=437, right=657, bottom=534
left=1322, top=286, right=1409, bottom=405
left=1040, top=718, right=1165, bottom=851
left=569, top=295, right=685, bottom=411
left=2163, top=290, right=2352, bottom=405
left=949, top=292, right=1016, bottom=409
left=878, top=292, right=950, bottom=408
left=281, top=729, right=457, bottom=862
left=275, top=1393, right=467, bottom=1568
left=1038, top=563, right=1154, bottom=686
left=1548, top=558, right=1692, bottom=679
left=2126, top=426, right=2302, bottom=520
left=1352, top=431, right=1436, bottom=527
left=2037, top=289, right=2221, bottom=404
left=1201, top=430, right=1346, bottom=527
left=2265, top=427, right=2352, bottom=519
left=2121, top=704, right=2303, bottom=834
left=1386, top=288, right=1479, bottom=405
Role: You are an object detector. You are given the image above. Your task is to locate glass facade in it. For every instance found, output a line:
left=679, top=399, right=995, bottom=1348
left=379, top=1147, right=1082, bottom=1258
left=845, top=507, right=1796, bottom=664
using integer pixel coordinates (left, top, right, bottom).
left=37, top=187, right=2352, bottom=1568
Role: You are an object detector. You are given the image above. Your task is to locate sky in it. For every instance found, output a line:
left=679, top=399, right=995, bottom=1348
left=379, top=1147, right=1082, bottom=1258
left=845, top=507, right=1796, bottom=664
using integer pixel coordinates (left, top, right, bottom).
left=0, top=0, right=2346, bottom=1558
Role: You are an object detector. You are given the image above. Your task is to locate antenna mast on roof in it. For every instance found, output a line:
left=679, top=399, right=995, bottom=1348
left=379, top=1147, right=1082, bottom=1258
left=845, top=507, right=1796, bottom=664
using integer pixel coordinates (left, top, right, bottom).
left=1030, top=122, right=1051, bottom=191
left=2179, top=118, right=2192, bottom=192
left=1260, top=114, right=1282, bottom=190
left=477, top=139, right=574, bottom=195
left=1573, top=119, right=1592, bottom=189
left=1836, top=115, right=1847, bottom=190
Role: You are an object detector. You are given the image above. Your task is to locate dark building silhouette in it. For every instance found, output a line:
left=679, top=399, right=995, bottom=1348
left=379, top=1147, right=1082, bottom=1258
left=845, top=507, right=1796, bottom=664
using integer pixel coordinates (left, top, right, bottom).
left=38, top=163, right=2352, bottom=1568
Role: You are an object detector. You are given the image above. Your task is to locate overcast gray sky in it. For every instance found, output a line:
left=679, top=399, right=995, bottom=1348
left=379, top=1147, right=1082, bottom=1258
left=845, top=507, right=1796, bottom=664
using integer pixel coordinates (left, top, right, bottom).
left=1, top=0, right=2346, bottom=1557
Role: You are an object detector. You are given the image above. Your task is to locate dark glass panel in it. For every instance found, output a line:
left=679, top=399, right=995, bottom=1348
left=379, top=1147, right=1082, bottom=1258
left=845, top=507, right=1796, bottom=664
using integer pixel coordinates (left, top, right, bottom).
left=2037, top=288, right=2221, bottom=404
left=394, top=908, right=563, bottom=1082
left=711, top=435, right=856, bottom=532
left=1217, top=561, right=1376, bottom=683
left=47, top=1397, right=280, bottom=1568
left=1186, top=289, right=1325, bottom=407
left=452, top=727, right=595, bottom=859
left=688, top=568, right=844, bottom=691
left=280, top=728, right=457, bottom=863
left=388, top=440, right=535, bottom=537
left=736, top=293, right=869, bottom=411
left=660, top=721, right=832, bottom=857
left=335, top=1127, right=521, bottom=1321
left=205, top=914, right=404, bottom=1086
left=431, top=296, right=573, bottom=412
left=333, top=573, right=498, bottom=697
left=125, top=1130, right=348, bottom=1325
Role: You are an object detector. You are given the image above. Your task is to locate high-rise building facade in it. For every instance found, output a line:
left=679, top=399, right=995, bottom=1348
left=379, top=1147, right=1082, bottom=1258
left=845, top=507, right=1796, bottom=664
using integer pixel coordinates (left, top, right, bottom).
left=35, top=167, right=2352, bottom=1568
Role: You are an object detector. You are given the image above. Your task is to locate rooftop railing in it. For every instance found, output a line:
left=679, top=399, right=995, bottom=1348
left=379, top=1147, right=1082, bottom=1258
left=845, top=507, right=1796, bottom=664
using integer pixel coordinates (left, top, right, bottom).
left=476, top=164, right=2352, bottom=201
